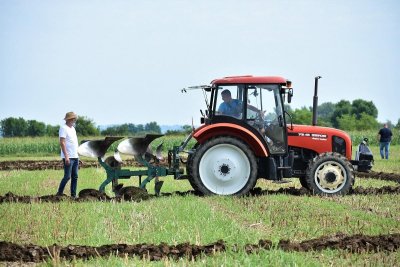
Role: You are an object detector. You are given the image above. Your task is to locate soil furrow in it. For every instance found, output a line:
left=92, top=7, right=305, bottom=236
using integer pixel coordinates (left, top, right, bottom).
left=1, top=233, right=398, bottom=263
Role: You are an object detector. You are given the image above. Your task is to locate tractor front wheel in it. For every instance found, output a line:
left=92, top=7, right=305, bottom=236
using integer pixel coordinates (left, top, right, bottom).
left=305, top=152, right=354, bottom=195
left=191, top=137, right=258, bottom=196
left=299, top=176, right=309, bottom=190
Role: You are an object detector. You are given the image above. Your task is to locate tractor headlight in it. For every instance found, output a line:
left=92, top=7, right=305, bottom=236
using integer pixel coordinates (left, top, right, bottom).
left=332, top=136, right=346, bottom=157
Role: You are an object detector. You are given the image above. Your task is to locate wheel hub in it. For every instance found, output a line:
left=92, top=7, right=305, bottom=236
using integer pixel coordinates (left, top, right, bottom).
left=219, top=164, right=231, bottom=176
left=316, top=163, right=345, bottom=190
left=325, top=172, right=337, bottom=183
left=213, top=159, right=236, bottom=182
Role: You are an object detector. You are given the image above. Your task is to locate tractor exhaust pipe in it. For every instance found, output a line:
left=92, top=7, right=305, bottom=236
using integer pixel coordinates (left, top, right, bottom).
left=312, top=76, right=322, bottom=126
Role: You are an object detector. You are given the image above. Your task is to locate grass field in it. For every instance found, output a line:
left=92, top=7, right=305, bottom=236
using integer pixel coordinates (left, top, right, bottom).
left=0, top=141, right=399, bottom=266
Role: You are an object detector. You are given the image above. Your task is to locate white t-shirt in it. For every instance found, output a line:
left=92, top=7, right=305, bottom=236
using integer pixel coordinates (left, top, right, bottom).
left=59, top=124, right=79, bottom=158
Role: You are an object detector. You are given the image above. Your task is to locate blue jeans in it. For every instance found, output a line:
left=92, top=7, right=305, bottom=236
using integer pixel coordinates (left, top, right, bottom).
left=57, top=158, right=79, bottom=197
left=379, top=142, right=390, bottom=159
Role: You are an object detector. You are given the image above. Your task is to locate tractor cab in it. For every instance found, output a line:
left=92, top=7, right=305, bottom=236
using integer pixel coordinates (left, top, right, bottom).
left=206, top=76, right=291, bottom=155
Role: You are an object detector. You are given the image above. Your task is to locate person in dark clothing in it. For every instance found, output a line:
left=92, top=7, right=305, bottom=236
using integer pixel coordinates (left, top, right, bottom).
left=377, top=123, right=393, bottom=159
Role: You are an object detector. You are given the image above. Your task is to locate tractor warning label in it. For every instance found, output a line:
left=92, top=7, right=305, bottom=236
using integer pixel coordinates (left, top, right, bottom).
left=289, top=132, right=328, bottom=141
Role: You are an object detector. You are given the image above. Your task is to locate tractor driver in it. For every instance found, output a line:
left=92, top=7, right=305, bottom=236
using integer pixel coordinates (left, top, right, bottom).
left=218, top=89, right=243, bottom=118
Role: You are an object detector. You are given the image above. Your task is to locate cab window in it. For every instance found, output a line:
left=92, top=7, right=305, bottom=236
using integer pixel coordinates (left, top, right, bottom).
left=215, top=85, right=244, bottom=119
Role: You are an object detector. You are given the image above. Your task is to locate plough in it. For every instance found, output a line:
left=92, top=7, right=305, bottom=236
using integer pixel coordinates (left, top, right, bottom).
left=78, top=134, right=188, bottom=195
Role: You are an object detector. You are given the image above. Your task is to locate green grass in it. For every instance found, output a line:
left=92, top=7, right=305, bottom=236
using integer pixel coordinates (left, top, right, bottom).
left=0, top=160, right=399, bottom=266
left=0, top=138, right=399, bottom=265
left=355, top=145, right=400, bottom=173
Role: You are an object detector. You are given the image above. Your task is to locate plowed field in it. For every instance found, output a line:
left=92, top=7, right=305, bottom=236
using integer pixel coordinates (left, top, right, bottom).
left=1, top=233, right=398, bottom=263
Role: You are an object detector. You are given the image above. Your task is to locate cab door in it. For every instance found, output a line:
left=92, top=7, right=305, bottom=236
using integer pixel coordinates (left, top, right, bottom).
left=246, top=84, right=287, bottom=154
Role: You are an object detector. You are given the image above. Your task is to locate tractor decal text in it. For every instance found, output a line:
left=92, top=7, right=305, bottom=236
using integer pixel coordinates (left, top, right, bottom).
left=288, top=132, right=328, bottom=141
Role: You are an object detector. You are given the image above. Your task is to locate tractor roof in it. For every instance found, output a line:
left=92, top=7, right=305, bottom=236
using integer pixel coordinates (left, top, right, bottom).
left=211, top=75, right=288, bottom=85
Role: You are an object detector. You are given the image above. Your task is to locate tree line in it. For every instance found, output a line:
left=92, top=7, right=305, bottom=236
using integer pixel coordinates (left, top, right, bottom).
left=287, top=99, right=400, bottom=130
left=0, top=117, right=164, bottom=137
left=1, top=98, right=399, bottom=137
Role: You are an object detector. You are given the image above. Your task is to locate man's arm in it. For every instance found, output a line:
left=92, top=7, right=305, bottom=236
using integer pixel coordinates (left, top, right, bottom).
left=60, top=137, right=70, bottom=165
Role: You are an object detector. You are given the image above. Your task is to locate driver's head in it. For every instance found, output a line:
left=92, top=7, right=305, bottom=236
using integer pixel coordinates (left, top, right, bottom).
left=221, top=89, right=232, bottom=102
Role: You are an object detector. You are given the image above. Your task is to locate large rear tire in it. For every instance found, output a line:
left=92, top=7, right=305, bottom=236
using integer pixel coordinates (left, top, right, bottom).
left=305, top=152, right=354, bottom=195
left=191, top=136, right=258, bottom=196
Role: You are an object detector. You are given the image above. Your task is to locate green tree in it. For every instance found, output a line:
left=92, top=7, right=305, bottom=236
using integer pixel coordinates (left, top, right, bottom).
left=75, top=116, right=100, bottom=136
left=46, top=124, right=59, bottom=136
left=337, top=113, right=379, bottom=131
left=101, top=122, right=161, bottom=136
left=395, top=119, right=400, bottom=129
left=332, top=100, right=352, bottom=128
left=317, top=102, right=335, bottom=126
left=356, top=113, right=379, bottom=130
left=182, top=125, right=194, bottom=134
left=351, top=99, right=378, bottom=119
left=145, top=122, right=161, bottom=134
left=0, top=117, right=28, bottom=137
left=27, top=120, right=46, bottom=136
left=291, top=107, right=312, bottom=125
left=337, top=114, right=357, bottom=131
left=165, top=125, right=193, bottom=135
left=283, top=104, right=293, bottom=113
left=136, top=124, right=144, bottom=133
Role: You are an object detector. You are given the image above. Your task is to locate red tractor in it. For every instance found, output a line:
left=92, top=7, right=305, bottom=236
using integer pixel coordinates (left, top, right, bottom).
left=181, top=75, right=373, bottom=196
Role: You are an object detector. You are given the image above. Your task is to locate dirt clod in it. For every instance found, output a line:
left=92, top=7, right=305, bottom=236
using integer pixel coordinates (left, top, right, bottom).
left=0, top=240, right=226, bottom=262
left=114, top=186, right=151, bottom=201
left=78, top=189, right=111, bottom=201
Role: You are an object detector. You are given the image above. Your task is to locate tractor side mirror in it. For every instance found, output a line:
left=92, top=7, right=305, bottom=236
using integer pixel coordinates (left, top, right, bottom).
left=287, top=88, right=293, bottom=103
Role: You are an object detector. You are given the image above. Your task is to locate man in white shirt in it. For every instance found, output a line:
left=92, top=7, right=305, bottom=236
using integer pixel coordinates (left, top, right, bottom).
left=56, top=112, right=79, bottom=198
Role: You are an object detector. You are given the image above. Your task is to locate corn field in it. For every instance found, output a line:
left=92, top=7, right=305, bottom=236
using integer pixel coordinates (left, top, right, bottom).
left=0, top=131, right=398, bottom=157
left=0, top=135, right=197, bottom=157
left=0, top=137, right=60, bottom=156
left=349, top=130, right=399, bottom=146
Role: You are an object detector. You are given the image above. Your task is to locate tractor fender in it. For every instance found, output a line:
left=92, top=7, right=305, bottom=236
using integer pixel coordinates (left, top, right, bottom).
left=193, top=123, right=268, bottom=157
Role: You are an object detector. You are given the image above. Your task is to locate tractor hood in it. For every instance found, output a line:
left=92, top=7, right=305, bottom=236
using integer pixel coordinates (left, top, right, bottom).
left=287, top=124, right=353, bottom=160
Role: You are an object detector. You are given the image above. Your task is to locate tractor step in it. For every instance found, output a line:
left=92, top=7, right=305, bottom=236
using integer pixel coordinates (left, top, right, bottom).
left=277, top=166, right=292, bottom=170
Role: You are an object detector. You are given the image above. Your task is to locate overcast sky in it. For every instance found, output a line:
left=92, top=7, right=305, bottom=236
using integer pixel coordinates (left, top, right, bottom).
left=1, top=0, right=399, bottom=127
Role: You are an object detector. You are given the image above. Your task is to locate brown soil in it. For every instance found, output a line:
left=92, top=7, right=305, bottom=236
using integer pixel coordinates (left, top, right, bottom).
left=0, top=159, right=150, bottom=171
left=114, top=186, right=151, bottom=201
left=0, top=233, right=398, bottom=263
left=0, top=187, right=153, bottom=204
left=355, top=171, right=400, bottom=184
left=249, top=185, right=400, bottom=196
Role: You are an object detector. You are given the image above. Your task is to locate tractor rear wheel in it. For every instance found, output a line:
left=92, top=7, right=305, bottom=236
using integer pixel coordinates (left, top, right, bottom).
left=191, top=136, right=258, bottom=196
left=305, top=152, right=354, bottom=195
